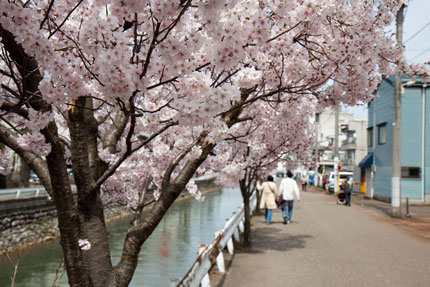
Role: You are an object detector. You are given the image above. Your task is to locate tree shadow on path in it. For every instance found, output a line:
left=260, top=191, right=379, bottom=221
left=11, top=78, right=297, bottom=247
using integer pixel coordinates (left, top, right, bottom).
left=245, top=226, right=313, bottom=253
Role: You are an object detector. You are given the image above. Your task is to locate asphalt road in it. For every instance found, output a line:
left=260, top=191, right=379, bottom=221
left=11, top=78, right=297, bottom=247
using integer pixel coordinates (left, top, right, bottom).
left=221, top=190, right=430, bottom=287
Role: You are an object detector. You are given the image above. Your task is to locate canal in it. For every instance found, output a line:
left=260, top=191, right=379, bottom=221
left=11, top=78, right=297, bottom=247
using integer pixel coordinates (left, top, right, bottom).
left=0, top=188, right=242, bottom=286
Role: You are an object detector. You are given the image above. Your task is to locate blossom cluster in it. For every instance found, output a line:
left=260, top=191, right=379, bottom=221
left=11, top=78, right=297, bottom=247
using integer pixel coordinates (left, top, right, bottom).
left=1, top=0, right=429, bottom=206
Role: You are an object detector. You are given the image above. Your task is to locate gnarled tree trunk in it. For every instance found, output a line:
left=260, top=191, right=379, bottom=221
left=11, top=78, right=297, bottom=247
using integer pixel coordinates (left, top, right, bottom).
left=239, top=178, right=252, bottom=248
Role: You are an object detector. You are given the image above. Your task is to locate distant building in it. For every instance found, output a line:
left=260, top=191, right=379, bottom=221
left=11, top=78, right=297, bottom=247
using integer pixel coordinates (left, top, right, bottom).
left=362, top=76, right=430, bottom=204
left=339, top=118, right=368, bottom=172
left=315, top=109, right=367, bottom=172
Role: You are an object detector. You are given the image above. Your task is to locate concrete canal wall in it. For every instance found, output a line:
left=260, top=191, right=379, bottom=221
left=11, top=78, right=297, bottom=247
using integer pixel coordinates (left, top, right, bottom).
left=0, top=176, right=219, bottom=255
left=0, top=196, right=57, bottom=232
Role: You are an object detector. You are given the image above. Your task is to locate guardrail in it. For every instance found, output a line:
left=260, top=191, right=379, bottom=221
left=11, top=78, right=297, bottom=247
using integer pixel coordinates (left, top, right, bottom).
left=0, top=187, right=48, bottom=199
left=176, top=190, right=257, bottom=287
left=0, top=186, right=78, bottom=199
left=0, top=175, right=214, bottom=200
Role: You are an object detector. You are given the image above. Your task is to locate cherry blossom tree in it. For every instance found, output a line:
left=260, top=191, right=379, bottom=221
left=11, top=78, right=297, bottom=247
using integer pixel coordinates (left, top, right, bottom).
left=0, top=0, right=427, bottom=286
left=205, top=97, right=315, bottom=246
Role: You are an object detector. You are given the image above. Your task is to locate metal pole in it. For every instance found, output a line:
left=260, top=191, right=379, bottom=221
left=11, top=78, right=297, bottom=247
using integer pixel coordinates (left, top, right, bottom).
left=392, top=4, right=405, bottom=218
left=315, top=113, right=320, bottom=186
left=422, top=84, right=426, bottom=203
left=405, top=197, right=411, bottom=218
left=334, top=105, right=339, bottom=194
left=372, top=92, right=376, bottom=199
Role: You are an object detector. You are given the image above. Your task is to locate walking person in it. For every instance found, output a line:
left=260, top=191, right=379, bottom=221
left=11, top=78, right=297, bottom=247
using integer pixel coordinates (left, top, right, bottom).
left=257, top=175, right=278, bottom=225
left=278, top=170, right=301, bottom=224
left=301, top=174, right=307, bottom=191
left=342, top=178, right=352, bottom=206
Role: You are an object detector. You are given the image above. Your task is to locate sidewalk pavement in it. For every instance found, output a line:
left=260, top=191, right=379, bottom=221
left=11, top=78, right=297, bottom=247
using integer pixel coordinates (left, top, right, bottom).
left=217, top=186, right=430, bottom=287
left=333, top=188, right=430, bottom=240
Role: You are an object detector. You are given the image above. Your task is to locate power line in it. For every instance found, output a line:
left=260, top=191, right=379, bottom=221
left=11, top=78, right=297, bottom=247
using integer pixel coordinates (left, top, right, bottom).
left=409, top=44, right=430, bottom=62
left=404, top=20, right=430, bottom=44
left=405, top=48, right=430, bottom=51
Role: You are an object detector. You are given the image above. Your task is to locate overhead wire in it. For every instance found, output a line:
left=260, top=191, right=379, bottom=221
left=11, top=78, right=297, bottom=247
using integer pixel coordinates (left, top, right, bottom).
left=409, top=44, right=430, bottom=62
left=404, top=20, right=430, bottom=44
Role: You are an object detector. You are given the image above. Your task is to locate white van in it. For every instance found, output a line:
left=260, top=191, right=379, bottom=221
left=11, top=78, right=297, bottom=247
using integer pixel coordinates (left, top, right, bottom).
left=325, top=171, right=353, bottom=192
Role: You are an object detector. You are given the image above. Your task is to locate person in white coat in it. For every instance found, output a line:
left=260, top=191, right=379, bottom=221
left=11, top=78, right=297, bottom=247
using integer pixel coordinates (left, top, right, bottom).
left=278, top=170, right=301, bottom=224
left=257, top=175, right=278, bottom=225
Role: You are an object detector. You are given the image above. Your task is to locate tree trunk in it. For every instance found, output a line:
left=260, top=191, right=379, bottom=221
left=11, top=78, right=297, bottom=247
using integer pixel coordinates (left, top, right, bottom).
left=0, top=174, right=5, bottom=188
left=19, top=161, right=30, bottom=187
left=113, top=183, right=183, bottom=286
left=239, top=178, right=252, bottom=248
left=255, top=189, right=262, bottom=215
left=77, top=191, right=114, bottom=286
left=68, top=97, right=114, bottom=286
left=42, top=122, right=91, bottom=287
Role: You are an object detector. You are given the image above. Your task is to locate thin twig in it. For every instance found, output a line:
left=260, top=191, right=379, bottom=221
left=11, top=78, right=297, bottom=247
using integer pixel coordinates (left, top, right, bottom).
left=6, top=253, right=20, bottom=287
left=51, top=254, right=64, bottom=287
left=49, top=0, right=84, bottom=39
left=40, top=0, right=56, bottom=30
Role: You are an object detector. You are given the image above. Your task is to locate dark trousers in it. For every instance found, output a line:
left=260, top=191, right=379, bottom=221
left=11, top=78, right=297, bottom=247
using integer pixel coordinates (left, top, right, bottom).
left=345, top=192, right=351, bottom=206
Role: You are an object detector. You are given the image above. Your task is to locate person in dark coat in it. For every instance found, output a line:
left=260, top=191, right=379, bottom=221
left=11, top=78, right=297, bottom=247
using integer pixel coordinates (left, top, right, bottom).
left=342, top=178, right=352, bottom=206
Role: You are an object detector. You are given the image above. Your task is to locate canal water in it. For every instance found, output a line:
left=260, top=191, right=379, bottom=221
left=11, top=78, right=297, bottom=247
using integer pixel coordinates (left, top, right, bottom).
left=0, top=188, right=242, bottom=287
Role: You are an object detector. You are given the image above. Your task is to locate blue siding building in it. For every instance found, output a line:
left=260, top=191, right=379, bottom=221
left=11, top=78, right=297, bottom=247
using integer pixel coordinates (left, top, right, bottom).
left=364, top=76, right=430, bottom=204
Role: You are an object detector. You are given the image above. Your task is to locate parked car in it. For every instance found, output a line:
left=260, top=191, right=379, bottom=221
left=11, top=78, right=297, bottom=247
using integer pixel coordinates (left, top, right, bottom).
left=325, top=171, right=353, bottom=193
left=29, top=170, right=40, bottom=184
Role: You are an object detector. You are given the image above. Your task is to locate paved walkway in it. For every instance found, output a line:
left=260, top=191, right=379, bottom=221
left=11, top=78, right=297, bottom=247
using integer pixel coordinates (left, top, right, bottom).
left=220, top=188, right=430, bottom=287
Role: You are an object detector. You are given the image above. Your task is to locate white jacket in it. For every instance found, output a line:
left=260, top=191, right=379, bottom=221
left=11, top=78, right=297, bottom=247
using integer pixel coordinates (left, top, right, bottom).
left=278, top=177, right=300, bottom=201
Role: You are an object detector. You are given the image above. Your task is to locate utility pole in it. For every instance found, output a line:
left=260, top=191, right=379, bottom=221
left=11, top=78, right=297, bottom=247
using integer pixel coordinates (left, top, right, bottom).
left=315, top=113, right=320, bottom=185
left=334, top=104, right=339, bottom=194
left=392, top=4, right=405, bottom=218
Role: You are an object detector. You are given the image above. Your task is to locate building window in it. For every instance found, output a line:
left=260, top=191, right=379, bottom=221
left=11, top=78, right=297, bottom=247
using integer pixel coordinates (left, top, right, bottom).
left=367, top=127, right=373, bottom=147
left=377, top=123, right=386, bottom=145
left=401, top=167, right=421, bottom=178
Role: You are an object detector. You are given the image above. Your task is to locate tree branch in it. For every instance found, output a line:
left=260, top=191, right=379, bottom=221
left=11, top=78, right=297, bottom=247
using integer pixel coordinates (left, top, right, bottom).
left=0, top=125, right=52, bottom=195
left=90, top=121, right=177, bottom=193
left=48, top=0, right=84, bottom=39
left=40, top=0, right=56, bottom=30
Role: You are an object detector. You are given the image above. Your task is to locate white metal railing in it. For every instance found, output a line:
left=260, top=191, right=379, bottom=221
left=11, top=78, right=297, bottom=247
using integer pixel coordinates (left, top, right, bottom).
left=0, top=187, right=48, bottom=199
left=0, top=186, right=77, bottom=199
left=176, top=190, right=257, bottom=287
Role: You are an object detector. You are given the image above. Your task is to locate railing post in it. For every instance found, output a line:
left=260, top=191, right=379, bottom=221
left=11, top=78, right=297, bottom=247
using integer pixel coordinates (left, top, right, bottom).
left=249, top=197, right=254, bottom=216
left=226, top=237, right=234, bottom=254
left=224, top=217, right=234, bottom=254
left=232, top=209, right=240, bottom=241
left=15, top=190, right=20, bottom=198
left=198, top=244, right=211, bottom=287
left=35, top=189, right=40, bottom=197
left=238, top=219, right=244, bottom=233
left=178, top=192, right=257, bottom=286
left=233, top=227, right=240, bottom=242
left=214, top=230, right=225, bottom=273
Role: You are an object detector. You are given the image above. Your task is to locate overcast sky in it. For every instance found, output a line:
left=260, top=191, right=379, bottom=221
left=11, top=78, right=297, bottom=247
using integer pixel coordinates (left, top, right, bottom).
left=403, top=0, right=430, bottom=63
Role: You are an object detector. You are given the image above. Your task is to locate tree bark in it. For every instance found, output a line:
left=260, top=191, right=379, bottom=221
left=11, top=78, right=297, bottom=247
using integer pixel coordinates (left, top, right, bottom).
left=19, top=161, right=31, bottom=187
left=0, top=125, right=52, bottom=194
left=42, top=122, right=91, bottom=287
left=239, top=178, right=252, bottom=247
left=68, top=97, right=114, bottom=286
left=102, top=109, right=129, bottom=154
left=255, top=189, right=262, bottom=215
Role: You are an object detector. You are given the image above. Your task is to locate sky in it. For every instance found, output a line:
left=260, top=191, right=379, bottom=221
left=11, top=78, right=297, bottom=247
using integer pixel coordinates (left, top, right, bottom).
left=403, top=0, right=430, bottom=64
left=344, top=0, right=430, bottom=119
